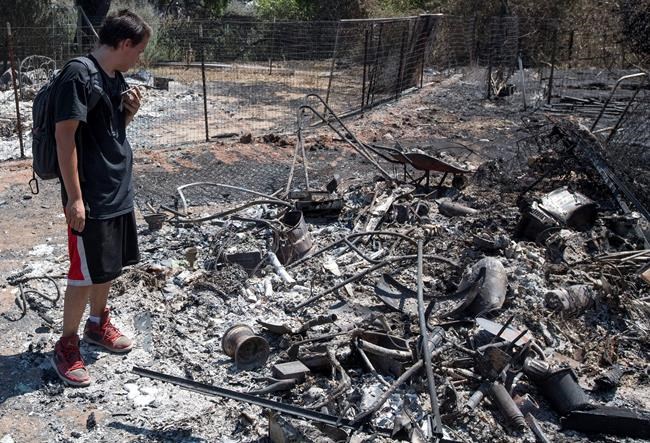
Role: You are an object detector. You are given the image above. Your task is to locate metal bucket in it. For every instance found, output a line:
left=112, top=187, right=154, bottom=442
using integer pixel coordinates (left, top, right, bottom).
left=221, top=324, right=270, bottom=370
left=274, top=210, right=313, bottom=265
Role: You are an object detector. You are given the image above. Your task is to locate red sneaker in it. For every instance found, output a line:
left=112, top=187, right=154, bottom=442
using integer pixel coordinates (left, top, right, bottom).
left=51, top=335, right=91, bottom=387
left=83, top=308, right=133, bottom=353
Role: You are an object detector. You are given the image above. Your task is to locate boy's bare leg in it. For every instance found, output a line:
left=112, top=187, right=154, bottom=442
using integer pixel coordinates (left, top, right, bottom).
left=61, top=285, right=91, bottom=337
left=89, top=281, right=112, bottom=317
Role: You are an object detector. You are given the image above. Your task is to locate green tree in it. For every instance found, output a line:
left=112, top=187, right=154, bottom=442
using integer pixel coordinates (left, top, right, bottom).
left=156, top=0, right=230, bottom=17
left=255, top=0, right=364, bottom=20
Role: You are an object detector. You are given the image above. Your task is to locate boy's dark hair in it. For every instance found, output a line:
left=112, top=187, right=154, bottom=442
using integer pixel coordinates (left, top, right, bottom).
left=98, top=9, right=152, bottom=48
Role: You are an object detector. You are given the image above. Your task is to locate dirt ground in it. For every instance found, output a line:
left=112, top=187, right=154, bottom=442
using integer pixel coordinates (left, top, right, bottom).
left=0, top=75, right=648, bottom=442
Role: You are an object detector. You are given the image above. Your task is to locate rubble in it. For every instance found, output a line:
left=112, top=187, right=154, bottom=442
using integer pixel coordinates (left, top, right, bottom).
left=1, top=73, right=649, bottom=442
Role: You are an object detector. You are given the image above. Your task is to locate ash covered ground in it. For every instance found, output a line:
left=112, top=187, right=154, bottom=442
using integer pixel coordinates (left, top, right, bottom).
left=0, top=73, right=649, bottom=443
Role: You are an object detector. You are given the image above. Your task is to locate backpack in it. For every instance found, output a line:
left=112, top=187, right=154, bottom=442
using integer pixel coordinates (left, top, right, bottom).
left=29, top=56, right=106, bottom=194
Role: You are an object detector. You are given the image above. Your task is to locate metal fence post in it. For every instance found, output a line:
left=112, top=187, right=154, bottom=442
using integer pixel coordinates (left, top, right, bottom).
left=268, top=18, right=275, bottom=75
left=361, top=27, right=369, bottom=111
left=367, top=23, right=379, bottom=107
left=199, top=24, right=209, bottom=142
left=547, top=23, right=558, bottom=105
left=7, top=22, right=24, bottom=159
left=324, top=21, right=341, bottom=115
left=396, top=28, right=408, bottom=100
left=567, top=29, right=574, bottom=69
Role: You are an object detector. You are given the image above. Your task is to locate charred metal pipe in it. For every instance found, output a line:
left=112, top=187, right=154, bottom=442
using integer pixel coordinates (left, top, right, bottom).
left=293, top=253, right=457, bottom=309
left=6, top=23, right=24, bottom=158
left=356, top=339, right=391, bottom=388
left=247, top=378, right=298, bottom=395
left=465, top=382, right=489, bottom=411
left=133, top=366, right=392, bottom=434
left=590, top=72, right=648, bottom=132
left=357, top=339, right=413, bottom=360
left=437, top=200, right=478, bottom=217
left=287, top=230, right=422, bottom=269
left=489, top=381, right=526, bottom=430
left=416, top=239, right=443, bottom=436
left=174, top=182, right=290, bottom=219
left=297, top=314, right=338, bottom=334
left=294, top=94, right=393, bottom=182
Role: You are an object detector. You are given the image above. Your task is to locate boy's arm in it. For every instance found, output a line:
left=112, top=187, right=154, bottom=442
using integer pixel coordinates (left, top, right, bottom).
left=55, top=120, right=85, bottom=233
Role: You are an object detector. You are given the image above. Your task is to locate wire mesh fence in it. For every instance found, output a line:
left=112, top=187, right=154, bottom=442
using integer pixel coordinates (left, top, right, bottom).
left=0, top=14, right=647, bottom=161
left=1, top=16, right=439, bottom=156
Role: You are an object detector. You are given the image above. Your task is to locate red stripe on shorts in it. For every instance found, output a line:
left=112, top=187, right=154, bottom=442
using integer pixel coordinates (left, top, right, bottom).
left=67, top=226, right=87, bottom=283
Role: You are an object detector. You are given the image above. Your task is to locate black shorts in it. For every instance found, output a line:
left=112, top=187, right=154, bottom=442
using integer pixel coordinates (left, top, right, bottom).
left=66, top=211, right=140, bottom=285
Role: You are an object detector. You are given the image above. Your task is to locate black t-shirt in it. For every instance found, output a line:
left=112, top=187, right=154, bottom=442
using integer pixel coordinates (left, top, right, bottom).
left=54, top=54, right=133, bottom=220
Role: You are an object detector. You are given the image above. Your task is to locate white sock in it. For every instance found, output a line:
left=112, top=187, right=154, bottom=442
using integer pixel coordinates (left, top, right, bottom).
left=88, top=315, right=101, bottom=325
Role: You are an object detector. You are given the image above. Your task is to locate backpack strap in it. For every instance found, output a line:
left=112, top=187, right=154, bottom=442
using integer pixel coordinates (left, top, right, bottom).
left=68, top=56, right=111, bottom=112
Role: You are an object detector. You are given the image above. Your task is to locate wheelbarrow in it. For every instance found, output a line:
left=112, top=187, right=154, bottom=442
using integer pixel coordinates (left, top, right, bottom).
left=289, top=94, right=475, bottom=191
left=372, top=141, right=475, bottom=188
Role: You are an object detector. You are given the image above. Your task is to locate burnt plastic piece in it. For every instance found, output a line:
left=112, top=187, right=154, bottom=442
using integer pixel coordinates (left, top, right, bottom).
left=374, top=274, right=418, bottom=315
left=523, top=361, right=590, bottom=416
left=561, top=406, right=650, bottom=439
left=326, top=175, right=340, bottom=193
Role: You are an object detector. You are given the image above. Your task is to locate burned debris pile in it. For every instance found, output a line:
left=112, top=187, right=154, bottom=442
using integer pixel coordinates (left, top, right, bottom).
left=5, top=112, right=649, bottom=441
left=110, top=113, right=649, bottom=441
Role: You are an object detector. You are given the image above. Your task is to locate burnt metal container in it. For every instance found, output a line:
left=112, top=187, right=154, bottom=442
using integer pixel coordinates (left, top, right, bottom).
left=545, top=285, right=595, bottom=316
left=540, top=187, right=597, bottom=230
left=221, top=324, right=270, bottom=370
left=274, top=210, right=313, bottom=264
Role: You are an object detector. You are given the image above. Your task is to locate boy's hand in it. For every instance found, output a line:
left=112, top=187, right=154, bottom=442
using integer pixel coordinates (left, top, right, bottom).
left=122, top=86, right=142, bottom=121
left=65, top=198, right=85, bottom=233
